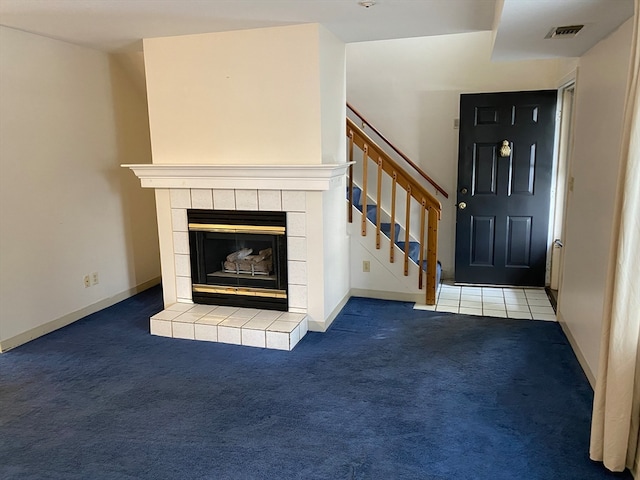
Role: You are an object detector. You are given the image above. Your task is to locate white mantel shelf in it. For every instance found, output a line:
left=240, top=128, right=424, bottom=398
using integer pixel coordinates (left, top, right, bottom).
left=123, top=163, right=354, bottom=191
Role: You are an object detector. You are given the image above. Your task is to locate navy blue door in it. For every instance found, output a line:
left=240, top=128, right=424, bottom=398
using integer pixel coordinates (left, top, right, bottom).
left=455, top=90, right=557, bottom=286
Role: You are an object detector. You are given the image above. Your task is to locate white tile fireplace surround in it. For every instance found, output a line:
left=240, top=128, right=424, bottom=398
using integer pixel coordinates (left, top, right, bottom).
left=124, top=164, right=351, bottom=350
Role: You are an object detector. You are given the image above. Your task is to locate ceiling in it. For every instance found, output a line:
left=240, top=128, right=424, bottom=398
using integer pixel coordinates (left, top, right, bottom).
left=0, top=0, right=634, bottom=59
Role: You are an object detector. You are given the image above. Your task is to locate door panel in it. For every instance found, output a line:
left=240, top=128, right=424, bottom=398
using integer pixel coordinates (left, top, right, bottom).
left=455, top=90, right=557, bottom=286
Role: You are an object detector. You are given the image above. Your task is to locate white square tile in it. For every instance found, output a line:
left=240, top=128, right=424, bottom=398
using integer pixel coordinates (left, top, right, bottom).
left=482, top=290, right=504, bottom=298
left=287, top=237, right=307, bottom=261
left=288, top=307, right=307, bottom=315
left=282, top=191, right=306, bottom=212
left=286, top=212, right=306, bottom=237
left=190, top=189, right=214, bottom=209
left=176, top=277, right=192, bottom=300
left=174, top=311, right=204, bottom=323
left=166, top=302, right=193, bottom=312
left=505, top=304, right=530, bottom=312
left=459, top=307, right=483, bottom=316
left=527, top=298, right=553, bottom=307
left=228, top=308, right=261, bottom=319
left=460, top=299, right=483, bottom=308
left=461, top=292, right=482, bottom=300
left=196, top=315, right=225, bottom=326
left=266, top=331, right=290, bottom=350
left=503, top=289, right=526, bottom=297
left=150, top=318, right=172, bottom=337
left=207, top=305, right=238, bottom=318
left=287, top=260, right=307, bottom=285
left=438, top=292, right=460, bottom=301
left=220, top=317, right=252, bottom=328
left=242, top=328, right=266, bottom=348
left=235, top=190, right=258, bottom=210
left=436, top=299, right=459, bottom=307
left=170, top=189, right=191, bottom=208
left=504, top=298, right=529, bottom=306
left=171, top=208, right=188, bottom=231
left=254, top=310, right=285, bottom=322
left=174, top=254, right=191, bottom=277
left=483, top=308, right=508, bottom=318
left=218, top=326, right=242, bottom=345
left=435, top=305, right=459, bottom=313
left=299, top=316, right=308, bottom=337
left=290, top=325, right=301, bottom=348
left=151, top=310, right=182, bottom=321
left=278, top=312, right=306, bottom=323
left=194, top=323, right=218, bottom=342
left=173, top=231, right=190, bottom=255
left=268, top=321, right=298, bottom=333
left=482, top=287, right=503, bottom=293
left=439, top=285, right=461, bottom=292
left=482, top=300, right=505, bottom=309
left=525, top=291, right=548, bottom=299
left=507, top=311, right=533, bottom=320
left=288, top=285, right=307, bottom=309
left=413, top=304, right=436, bottom=311
left=258, top=190, right=282, bottom=211
left=532, top=313, right=557, bottom=322
left=529, top=305, right=556, bottom=315
left=172, top=322, right=195, bottom=340
left=188, top=304, right=215, bottom=315
left=213, top=189, right=236, bottom=210
left=243, top=318, right=276, bottom=330
left=461, top=286, right=482, bottom=295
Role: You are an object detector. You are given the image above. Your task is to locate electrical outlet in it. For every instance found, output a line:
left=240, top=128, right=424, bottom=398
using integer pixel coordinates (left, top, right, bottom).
left=83, top=275, right=91, bottom=288
left=91, top=272, right=99, bottom=285
left=363, top=260, right=370, bottom=273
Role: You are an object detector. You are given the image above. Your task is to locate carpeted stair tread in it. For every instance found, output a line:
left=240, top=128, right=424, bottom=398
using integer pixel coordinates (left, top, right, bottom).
left=396, top=241, right=421, bottom=263
left=381, top=222, right=401, bottom=240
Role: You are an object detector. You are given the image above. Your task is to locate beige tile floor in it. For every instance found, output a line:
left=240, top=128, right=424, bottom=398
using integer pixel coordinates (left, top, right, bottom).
left=414, top=283, right=556, bottom=321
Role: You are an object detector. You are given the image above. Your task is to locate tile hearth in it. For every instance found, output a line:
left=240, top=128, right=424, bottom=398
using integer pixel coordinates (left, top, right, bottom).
left=151, top=303, right=308, bottom=351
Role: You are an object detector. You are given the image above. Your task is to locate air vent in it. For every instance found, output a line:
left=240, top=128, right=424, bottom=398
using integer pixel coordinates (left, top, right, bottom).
left=545, top=25, right=584, bottom=39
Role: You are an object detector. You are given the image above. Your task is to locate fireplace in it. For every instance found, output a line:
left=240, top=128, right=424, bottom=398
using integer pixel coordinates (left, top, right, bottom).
left=188, top=209, right=288, bottom=311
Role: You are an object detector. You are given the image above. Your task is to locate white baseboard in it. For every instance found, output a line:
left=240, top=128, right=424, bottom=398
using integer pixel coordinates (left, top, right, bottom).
left=308, top=291, right=351, bottom=333
left=556, top=311, right=596, bottom=389
left=0, top=277, right=161, bottom=353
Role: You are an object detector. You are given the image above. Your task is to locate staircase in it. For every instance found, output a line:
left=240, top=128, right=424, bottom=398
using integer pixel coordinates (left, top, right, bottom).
left=346, top=111, right=444, bottom=305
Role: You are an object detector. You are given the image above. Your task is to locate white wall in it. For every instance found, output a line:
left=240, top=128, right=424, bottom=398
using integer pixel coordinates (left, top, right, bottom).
left=557, top=19, right=633, bottom=381
left=346, top=31, right=565, bottom=276
left=143, top=24, right=324, bottom=165
left=0, top=27, right=160, bottom=350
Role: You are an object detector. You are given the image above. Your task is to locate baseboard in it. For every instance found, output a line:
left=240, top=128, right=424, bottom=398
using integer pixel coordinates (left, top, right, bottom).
left=556, top=311, right=596, bottom=389
left=350, top=288, right=423, bottom=303
left=0, top=277, right=161, bottom=353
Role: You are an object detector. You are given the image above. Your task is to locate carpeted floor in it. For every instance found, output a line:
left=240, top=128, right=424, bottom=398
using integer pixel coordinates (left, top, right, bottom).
left=0, top=286, right=631, bottom=479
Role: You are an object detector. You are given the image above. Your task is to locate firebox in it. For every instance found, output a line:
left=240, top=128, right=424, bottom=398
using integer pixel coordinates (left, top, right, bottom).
left=188, top=210, right=288, bottom=311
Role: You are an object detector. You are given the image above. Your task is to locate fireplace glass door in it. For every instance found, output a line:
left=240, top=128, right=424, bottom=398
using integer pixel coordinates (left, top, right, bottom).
left=188, top=210, right=288, bottom=311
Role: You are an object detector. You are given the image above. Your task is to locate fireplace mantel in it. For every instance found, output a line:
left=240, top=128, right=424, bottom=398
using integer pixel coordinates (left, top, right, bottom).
left=123, top=163, right=353, bottom=191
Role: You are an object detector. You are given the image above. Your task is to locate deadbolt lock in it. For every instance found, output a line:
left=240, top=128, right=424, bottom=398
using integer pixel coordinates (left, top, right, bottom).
left=458, top=202, right=467, bottom=210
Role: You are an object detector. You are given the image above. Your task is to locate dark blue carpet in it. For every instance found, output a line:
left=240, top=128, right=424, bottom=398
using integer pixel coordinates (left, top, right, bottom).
left=0, top=286, right=631, bottom=479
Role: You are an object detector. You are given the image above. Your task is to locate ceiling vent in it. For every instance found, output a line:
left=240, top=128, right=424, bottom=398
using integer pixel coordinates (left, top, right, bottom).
left=545, top=25, right=585, bottom=39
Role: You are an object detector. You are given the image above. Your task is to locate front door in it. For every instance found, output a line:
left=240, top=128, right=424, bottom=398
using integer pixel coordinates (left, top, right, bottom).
left=455, top=90, right=557, bottom=286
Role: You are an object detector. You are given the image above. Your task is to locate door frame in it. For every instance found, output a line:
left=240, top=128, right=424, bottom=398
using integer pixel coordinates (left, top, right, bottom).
left=548, top=74, right=578, bottom=298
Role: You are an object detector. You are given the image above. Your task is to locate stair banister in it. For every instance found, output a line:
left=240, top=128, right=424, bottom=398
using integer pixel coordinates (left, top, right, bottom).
left=346, top=118, right=442, bottom=305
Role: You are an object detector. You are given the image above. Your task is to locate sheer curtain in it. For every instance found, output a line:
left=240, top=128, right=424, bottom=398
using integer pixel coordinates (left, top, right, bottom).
left=590, top=1, right=640, bottom=477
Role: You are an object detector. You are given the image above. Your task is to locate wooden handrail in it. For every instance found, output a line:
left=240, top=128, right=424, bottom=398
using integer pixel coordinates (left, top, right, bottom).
left=347, top=118, right=440, bottom=305
left=347, top=118, right=442, bottom=215
left=347, top=102, right=449, bottom=199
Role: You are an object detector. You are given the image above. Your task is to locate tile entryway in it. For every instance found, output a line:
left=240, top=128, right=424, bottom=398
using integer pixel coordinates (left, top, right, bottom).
left=414, top=283, right=556, bottom=321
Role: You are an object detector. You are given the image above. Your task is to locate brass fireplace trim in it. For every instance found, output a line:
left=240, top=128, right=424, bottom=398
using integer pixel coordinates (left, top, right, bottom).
left=193, top=284, right=287, bottom=299
left=188, top=223, right=285, bottom=235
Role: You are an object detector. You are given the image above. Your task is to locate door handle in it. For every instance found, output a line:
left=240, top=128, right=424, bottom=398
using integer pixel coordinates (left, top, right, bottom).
left=458, top=202, right=467, bottom=210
